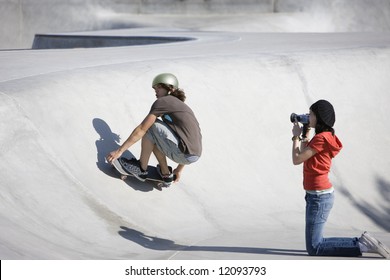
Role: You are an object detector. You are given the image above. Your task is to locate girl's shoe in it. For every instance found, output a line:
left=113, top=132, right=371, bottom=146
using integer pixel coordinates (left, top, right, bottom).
left=359, top=231, right=390, bottom=259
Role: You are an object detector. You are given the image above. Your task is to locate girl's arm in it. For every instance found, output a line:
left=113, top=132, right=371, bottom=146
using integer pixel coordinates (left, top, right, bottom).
left=292, top=123, right=316, bottom=165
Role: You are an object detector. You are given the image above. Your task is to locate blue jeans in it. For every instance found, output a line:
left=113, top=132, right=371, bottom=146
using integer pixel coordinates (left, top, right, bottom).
left=305, top=192, right=362, bottom=257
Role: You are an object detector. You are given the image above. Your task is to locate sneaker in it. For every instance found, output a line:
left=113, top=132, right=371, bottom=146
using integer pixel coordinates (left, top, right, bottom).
left=359, top=231, right=390, bottom=259
left=119, top=158, right=148, bottom=182
left=157, top=164, right=174, bottom=187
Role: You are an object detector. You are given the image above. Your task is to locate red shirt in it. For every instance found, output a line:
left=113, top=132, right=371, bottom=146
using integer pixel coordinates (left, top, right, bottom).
left=303, top=132, right=343, bottom=191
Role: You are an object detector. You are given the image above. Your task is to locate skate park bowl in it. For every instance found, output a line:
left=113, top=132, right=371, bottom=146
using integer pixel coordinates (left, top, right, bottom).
left=0, top=0, right=390, bottom=260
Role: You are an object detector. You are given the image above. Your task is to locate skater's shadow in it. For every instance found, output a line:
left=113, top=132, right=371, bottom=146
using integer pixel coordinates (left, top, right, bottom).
left=93, top=118, right=154, bottom=192
left=118, top=226, right=308, bottom=258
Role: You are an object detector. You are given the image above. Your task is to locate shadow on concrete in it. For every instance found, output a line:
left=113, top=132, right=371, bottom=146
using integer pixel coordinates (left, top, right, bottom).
left=118, top=226, right=308, bottom=257
left=359, top=176, right=390, bottom=231
left=338, top=175, right=390, bottom=232
left=33, top=35, right=194, bottom=49
left=93, top=118, right=155, bottom=192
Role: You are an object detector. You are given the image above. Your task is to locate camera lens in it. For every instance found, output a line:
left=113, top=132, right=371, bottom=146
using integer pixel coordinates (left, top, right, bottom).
left=290, top=113, right=298, bottom=123
left=290, top=113, right=309, bottom=125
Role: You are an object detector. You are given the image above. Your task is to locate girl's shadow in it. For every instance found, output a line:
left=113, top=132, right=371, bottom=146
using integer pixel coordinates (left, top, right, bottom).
left=93, top=118, right=154, bottom=192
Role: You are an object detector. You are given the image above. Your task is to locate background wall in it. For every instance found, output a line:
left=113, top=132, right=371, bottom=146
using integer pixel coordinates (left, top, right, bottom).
left=1, top=0, right=390, bottom=49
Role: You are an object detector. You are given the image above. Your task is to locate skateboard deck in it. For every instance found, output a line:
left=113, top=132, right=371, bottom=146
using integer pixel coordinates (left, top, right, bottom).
left=111, top=157, right=176, bottom=190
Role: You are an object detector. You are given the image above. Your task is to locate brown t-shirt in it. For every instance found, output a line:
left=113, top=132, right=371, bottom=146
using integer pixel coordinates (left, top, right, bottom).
left=149, top=95, right=202, bottom=157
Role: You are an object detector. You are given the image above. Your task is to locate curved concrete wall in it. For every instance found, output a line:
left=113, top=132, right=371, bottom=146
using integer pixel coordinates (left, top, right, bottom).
left=2, top=0, right=390, bottom=49
left=32, top=34, right=194, bottom=49
left=1, top=31, right=390, bottom=259
left=1, top=1, right=390, bottom=260
left=0, top=0, right=273, bottom=49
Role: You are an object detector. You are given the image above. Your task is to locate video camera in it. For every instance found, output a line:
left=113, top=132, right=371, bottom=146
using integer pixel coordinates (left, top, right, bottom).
left=290, top=113, right=309, bottom=125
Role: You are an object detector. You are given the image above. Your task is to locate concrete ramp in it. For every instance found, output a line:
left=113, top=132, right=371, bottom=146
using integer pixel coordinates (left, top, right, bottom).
left=3, top=0, right=390, bottom=49
left=1, top=29, right=390, bottom=259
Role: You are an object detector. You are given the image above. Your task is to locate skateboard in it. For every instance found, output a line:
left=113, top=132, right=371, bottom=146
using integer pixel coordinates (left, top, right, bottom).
left=111, top=157, right=176, bottom=190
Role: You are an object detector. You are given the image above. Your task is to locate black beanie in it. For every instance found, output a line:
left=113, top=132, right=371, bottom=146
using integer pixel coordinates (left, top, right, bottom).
left=310, top=99, right=335, bottom=127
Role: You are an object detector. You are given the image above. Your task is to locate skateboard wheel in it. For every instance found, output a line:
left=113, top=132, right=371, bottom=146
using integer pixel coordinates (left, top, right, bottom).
left=121, top=175, right=127, bottom=180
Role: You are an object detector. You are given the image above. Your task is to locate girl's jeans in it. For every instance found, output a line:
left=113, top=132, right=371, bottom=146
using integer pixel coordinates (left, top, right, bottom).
left=305, top=192, right=362, bottom=257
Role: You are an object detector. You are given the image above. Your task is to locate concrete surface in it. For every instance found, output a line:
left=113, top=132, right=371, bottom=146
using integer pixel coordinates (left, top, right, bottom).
left=0, top=1, right=390, bottom=260
left=2, top=0, right=390, bottom=49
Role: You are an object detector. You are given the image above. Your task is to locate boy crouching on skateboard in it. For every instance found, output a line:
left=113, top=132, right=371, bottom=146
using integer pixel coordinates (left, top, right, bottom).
left=106, top=73, right=202, bottom=186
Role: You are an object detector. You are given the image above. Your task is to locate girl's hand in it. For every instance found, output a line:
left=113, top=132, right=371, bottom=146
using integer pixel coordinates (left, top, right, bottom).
left=292, top=122, right=302, bottom=137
